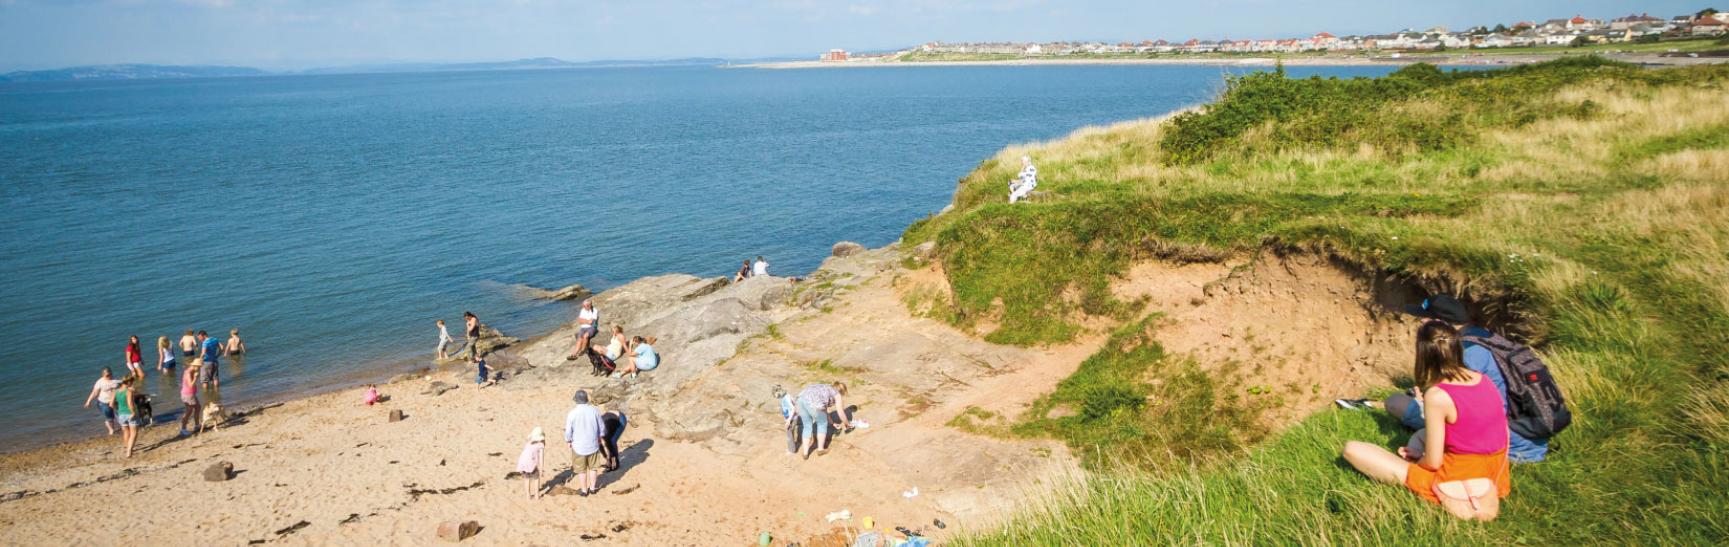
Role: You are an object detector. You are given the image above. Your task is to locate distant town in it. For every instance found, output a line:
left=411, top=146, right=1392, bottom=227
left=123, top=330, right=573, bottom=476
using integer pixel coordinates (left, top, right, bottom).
left=818, top=8, right=1729, bottom=62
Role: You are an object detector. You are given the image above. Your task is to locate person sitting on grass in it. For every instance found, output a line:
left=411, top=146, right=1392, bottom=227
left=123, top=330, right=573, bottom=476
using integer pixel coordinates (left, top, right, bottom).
left=1343, top=321, right=1510, bottom=521
left=1009, top=155, right=1037, bottom=204
left=615, top=336, right=658, bottom=379
left=794, top=381, right=852, bottom=460
left=1347, top=295, right=1550, bottom=463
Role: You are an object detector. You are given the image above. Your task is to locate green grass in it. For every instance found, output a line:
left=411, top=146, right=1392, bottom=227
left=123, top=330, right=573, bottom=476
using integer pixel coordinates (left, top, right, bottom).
left=908, top=57, right=1729, bottom=543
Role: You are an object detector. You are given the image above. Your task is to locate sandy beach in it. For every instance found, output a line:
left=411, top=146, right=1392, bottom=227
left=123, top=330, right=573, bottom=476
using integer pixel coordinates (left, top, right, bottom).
left=0, top=241, right=1425, bottom=545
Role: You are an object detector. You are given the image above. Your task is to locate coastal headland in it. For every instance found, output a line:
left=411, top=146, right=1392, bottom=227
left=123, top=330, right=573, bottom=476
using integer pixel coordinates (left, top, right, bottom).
left=4, top=57, right=1727, bottom=544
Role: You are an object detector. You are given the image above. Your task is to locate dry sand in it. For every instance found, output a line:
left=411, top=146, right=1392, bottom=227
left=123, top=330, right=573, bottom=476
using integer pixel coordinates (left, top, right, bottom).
left=0, top=246, right=1421, bottom=545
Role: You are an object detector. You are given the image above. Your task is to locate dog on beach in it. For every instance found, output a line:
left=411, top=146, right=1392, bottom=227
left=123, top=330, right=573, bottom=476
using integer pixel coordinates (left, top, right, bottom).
left=134, top=393, right=154, bottom=427
left=586, top=348, right=616, bottom=377
left=200, top=402, right=229, bottom=433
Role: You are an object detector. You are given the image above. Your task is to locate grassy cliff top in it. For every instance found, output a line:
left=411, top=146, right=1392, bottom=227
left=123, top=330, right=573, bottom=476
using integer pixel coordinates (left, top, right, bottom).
left=907, top=57, right=1729, bottom=543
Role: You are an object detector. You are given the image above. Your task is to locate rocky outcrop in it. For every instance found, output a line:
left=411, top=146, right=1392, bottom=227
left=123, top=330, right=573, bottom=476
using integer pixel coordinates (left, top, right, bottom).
left=509, top=246, right=903, bottom=444
left=471, top=324, right=518, bottom=356
left=832, top=241, right=865, bottom=257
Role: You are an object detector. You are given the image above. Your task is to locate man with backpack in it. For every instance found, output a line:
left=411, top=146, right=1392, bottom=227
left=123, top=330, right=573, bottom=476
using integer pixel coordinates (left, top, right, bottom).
left=1374, top=295, right=1568, bottom=463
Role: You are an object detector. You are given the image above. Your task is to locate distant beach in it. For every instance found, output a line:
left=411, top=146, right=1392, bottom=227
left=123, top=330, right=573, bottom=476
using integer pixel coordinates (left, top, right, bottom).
left=743, top=52, right=1729, bottom=69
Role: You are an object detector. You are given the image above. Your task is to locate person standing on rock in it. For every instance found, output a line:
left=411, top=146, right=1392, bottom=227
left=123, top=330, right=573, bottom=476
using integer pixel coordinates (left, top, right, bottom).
left=436, top=319, right=454, bottom=360
left=753, top=256, right=769, bottom=277
left=82, top=367, right=122, bottom=436
left=564, top=390, right=607, bottom=496
left=566, top=300, right=600, bottom=361
left=462, top=311, right=480, bottom=359
left=795, top=382, right=852, bottom=460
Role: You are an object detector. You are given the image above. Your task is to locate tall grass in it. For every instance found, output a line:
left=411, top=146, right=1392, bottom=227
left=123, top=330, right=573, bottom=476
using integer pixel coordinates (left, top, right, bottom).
left=908, top=58, right=1729, bottom=543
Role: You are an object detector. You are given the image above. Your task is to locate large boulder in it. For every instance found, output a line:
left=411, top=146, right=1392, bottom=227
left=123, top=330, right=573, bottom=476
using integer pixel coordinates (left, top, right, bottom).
left=911, top=241, right=937, bottom=260
left=832, top=241, right=865, bottom=257
left=471, top=324, right=519, bottom=355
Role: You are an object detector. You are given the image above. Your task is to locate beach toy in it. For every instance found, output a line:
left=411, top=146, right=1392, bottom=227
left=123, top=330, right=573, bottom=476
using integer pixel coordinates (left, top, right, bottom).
left=862, top=516, right=874, bottom=529
left=759, top=531, right=771, bottom=546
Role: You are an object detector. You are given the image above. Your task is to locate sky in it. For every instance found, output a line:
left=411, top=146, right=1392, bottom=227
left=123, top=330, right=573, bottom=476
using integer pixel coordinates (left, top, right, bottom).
left=0, top=0, right=1713, bottom=71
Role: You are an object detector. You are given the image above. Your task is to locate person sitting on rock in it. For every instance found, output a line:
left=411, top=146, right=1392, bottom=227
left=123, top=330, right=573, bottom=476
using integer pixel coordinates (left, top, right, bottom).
left=616, top=336, right=658, bottom=379
left=735, top=259, right=753, bottom=282
left=753, top=256, right=769, bottom=277
left=566, top=300, right=600, bottom=360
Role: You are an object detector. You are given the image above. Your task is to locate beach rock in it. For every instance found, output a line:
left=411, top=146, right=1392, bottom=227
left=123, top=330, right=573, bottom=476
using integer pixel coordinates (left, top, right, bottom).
left=589, top=382, right=628, bottom=406
left=548, top=486, right=581, bottom=496
left=436, top=520, right=480, bottom=542
left=472, top=324, right=519, bottom=355
left=389, top=409, right=405, bottom=422
left=911, top=241, right=937, bottom=260
left=203, top=461, right=233, bottom=482
left=831, top=241, right=864, bottom=257
left=680, top=277, right=730, bottom=302
left=426, top=382, right=457, bottom=397
left=544, top=283, right=592, bottom=301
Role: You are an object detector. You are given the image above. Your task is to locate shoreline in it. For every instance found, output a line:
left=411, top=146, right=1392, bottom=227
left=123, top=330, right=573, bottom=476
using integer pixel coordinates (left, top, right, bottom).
left=741, top=52, right=1729, bottom=69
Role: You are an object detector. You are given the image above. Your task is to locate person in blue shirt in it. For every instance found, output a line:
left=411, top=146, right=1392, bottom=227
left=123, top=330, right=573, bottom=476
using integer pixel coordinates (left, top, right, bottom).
left=196, top=330, right=223, bottom=390
left=773, top=386, right=801, bottom=455
left=1384, top=295, right=1548, bottom=463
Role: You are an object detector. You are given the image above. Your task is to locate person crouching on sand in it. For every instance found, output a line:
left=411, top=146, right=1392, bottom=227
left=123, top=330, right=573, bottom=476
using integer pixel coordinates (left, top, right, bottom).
left=517, top=427, right=546, bottom=500
left=363, top=385, right=380, bottom=406
left=795, top=382, right=852, bottom=460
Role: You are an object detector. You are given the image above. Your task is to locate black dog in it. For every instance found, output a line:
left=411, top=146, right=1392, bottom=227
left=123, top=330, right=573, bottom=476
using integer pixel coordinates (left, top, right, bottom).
left=134, top=393, right=155, bottom=427
left=586, top=348, right=616, bottom=376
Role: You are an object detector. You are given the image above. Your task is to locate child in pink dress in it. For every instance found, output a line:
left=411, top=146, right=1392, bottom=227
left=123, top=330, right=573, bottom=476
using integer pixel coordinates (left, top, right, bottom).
left=363, top=385, right=380, bottom=406
left=517, top=427, right=546, bottom=499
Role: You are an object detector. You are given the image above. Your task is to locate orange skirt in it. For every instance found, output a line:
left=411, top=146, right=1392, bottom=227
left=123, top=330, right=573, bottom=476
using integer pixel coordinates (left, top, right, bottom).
left=1404, top=450, right=1511, bottom=505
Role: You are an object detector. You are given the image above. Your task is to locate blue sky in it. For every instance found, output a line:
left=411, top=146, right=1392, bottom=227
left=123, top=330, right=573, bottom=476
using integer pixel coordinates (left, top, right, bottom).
left=0, top=0, right=1712, bottom=70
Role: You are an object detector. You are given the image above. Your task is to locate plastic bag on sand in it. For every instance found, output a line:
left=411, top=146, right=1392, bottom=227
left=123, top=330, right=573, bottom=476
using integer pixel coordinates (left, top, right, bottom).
left=824, top=509, right=851, bottom=523
left=853, top=532, right=882, bottom=547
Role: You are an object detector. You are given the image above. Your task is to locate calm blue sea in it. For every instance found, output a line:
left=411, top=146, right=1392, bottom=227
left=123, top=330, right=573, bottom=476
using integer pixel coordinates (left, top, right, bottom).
left=0, top=63, right=1406, bottom=449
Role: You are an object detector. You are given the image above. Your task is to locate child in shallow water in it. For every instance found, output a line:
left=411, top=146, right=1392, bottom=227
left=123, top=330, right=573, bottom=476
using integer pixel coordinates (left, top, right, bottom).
left=517, top=427, right=546, bottom=500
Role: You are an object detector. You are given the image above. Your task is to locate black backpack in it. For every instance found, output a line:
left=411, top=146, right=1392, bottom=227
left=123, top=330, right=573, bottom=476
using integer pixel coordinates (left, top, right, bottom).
left=1463, top=331, right=1572, bottom=439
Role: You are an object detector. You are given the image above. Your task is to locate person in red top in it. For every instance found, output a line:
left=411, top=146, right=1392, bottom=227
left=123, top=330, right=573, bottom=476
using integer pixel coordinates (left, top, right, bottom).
left=123, top=335, right=144, bottom=377
left=1343, top=321, right=1511, bottom=521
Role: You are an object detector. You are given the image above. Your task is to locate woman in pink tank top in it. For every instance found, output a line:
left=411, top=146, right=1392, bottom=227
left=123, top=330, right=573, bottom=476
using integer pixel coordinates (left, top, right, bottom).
left=1343, top=321, right=1511, bottom=521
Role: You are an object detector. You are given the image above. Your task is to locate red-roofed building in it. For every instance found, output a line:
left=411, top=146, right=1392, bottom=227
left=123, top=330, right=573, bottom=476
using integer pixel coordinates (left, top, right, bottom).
left=1694, top=17, right=1728, bottom=36
left=1566, top=15, right=1601, bottom=30
left=820, top=49, right=849, bottom=62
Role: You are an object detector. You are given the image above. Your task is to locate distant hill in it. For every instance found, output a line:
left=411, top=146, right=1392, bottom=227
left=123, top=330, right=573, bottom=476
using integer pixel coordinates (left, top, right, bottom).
left=0, top=57, right=742, bottom=83
left=0, top=64, right=268, bottom=82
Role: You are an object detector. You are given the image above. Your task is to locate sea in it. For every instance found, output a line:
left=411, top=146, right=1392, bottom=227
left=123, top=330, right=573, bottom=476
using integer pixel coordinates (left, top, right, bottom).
left=0, top=63, right=1409, bottom=451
